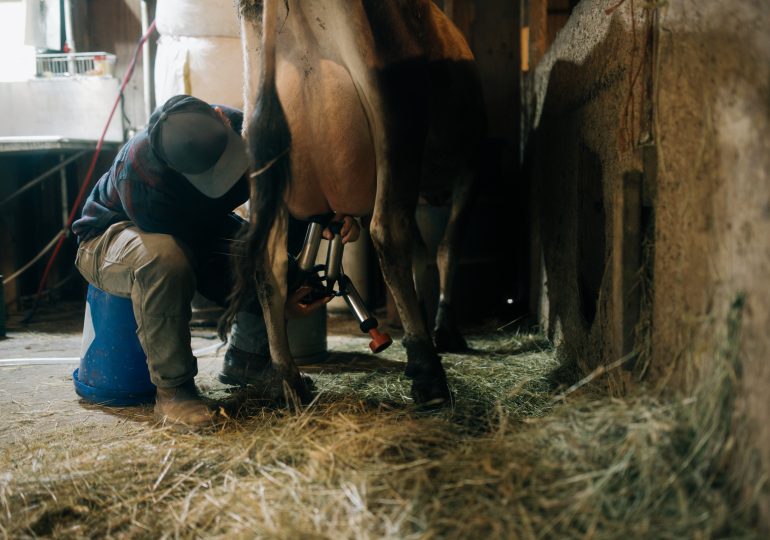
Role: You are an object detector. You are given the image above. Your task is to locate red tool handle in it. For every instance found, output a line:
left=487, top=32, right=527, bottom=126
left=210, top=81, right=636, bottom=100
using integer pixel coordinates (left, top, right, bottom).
left=368, top=328, right=393, bottom=353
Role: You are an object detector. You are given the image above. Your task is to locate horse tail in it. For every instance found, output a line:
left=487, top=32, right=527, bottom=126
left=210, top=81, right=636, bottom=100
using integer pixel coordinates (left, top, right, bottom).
left=219, top=0, right=291, bottom=341
left=246, top=0, right=291, bottom=255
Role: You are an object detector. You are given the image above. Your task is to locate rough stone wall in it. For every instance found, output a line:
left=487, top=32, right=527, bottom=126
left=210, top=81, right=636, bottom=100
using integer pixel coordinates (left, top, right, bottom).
left=529, top=0, right=770, bottom=528
left=529, top=0, right=645, bottom=381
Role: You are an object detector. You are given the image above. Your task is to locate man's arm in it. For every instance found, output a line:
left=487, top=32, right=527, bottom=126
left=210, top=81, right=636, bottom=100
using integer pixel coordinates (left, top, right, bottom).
left=114, top=175, right=187, bottom=237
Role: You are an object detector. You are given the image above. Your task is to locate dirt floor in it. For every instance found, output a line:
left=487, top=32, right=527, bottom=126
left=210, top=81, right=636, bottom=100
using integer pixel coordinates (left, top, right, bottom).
left=0, top=301, right=414, bottom=443
left=1, top=301, right=224, bottom=442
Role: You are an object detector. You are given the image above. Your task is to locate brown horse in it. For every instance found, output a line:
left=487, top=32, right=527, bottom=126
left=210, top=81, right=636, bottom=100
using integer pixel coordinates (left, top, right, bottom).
left=231, top=0, right=485, bottom=405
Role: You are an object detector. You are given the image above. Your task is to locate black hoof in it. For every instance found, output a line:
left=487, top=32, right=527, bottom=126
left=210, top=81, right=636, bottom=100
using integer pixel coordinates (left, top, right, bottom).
left=403, top=336, right=450, bottom=406
left=280, top=372, right=316, bottom=405
left=223, top=367, right=315, bottom=405
left=301, top=374, right=317, bottom=393
left=434, top=326, right=468, bottom=353
left=410, top=377, right=452, bottom=408
left=296, top=374, right=316, bottom=404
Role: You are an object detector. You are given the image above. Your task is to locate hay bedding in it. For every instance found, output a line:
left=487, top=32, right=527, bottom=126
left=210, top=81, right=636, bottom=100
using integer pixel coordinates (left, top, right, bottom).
left=0, top=332, right=759, bottom=539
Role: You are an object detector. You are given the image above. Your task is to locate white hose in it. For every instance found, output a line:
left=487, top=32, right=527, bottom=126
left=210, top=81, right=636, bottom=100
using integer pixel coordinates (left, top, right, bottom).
left=0, top=357, right=79, bottom=366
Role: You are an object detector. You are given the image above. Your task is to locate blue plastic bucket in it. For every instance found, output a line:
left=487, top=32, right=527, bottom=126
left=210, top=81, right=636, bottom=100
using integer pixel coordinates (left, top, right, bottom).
left=73, top=284, right=156, bottom=406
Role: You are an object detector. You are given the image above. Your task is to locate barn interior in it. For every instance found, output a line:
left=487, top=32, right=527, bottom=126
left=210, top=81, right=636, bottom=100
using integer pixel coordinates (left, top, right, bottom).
left=1, top=0, right=768, bottom=537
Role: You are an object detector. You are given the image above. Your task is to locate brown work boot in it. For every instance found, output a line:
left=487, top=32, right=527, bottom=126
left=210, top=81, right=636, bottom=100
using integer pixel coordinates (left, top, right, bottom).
left=154, top=380, right=214, bottom=430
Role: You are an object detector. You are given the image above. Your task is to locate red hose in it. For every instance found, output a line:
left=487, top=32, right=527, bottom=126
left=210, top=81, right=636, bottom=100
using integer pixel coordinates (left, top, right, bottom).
left=27, top=21, right=157, bottom=317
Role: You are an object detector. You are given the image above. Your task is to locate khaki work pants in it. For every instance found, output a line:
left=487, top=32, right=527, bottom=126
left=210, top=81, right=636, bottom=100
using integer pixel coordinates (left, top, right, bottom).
left=75, top=221, right=268, bottom=388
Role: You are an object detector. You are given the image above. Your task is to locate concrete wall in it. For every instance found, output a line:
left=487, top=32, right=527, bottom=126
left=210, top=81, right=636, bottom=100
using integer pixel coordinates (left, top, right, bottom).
left=652, top=1, right=770, bottom=525
left=528, top=0, right=770, bottom=528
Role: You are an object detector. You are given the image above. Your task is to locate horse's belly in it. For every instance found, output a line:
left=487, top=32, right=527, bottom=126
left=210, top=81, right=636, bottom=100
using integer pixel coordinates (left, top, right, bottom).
left=278, top=58, right=376, bottom=220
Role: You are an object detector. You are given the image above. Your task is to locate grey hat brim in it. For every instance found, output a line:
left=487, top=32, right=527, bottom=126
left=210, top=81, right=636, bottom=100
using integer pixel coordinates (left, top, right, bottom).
left=182, top=127, right=249, bottom=199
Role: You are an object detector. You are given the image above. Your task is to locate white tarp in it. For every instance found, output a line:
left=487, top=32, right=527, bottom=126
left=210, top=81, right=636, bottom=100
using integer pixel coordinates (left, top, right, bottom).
left=155, top=0, right=241, bottom=38
left=154, top=34, right=244, bottom=110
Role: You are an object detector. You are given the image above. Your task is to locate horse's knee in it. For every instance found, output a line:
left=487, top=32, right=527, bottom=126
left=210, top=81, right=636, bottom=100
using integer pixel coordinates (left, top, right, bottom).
left=370, top=212, right=412, bottom=255
left=368, top=214, right=388, bottom=251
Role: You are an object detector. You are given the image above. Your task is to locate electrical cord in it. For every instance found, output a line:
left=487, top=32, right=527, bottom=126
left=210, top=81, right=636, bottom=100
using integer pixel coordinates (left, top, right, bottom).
left=20, top=20, right=157, bottom=324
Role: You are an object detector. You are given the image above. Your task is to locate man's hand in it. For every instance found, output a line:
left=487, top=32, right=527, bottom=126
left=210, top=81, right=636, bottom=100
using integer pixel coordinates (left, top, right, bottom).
left=322, top=215, right=360, bottom=244
left=285, top=286, right=333, bottom=319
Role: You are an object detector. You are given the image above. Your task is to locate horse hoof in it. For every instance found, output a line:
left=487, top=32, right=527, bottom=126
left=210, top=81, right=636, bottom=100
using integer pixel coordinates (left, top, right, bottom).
left=410, top=378, right=452, bottom=408
left=225, top=368, right=315, bottom=405
left=301, top=374, right=316, bottom=392
left=295, top=374, right=316, bottom=404
left=281, top=373, right=315, bottom=405
left=434, top=327, right=468, bottom=353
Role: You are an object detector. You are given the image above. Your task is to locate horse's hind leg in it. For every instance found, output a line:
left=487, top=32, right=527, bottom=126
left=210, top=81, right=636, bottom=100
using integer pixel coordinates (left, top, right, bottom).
left=433, top=168, right=476, bottom=352
left=256, top=215, right=313, bottom=403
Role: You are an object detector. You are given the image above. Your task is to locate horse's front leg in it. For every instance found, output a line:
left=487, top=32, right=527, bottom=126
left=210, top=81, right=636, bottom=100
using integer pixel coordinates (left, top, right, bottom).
left=255, top=213, right=313, bottom=404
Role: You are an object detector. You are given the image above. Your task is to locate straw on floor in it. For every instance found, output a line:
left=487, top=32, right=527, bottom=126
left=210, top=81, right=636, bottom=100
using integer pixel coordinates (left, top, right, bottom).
left=0, top=326, right=760, bottom=539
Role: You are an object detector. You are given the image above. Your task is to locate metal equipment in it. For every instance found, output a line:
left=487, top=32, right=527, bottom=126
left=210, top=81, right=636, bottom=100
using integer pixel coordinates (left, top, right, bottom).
left=294, top=218, right=392, bottom=354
